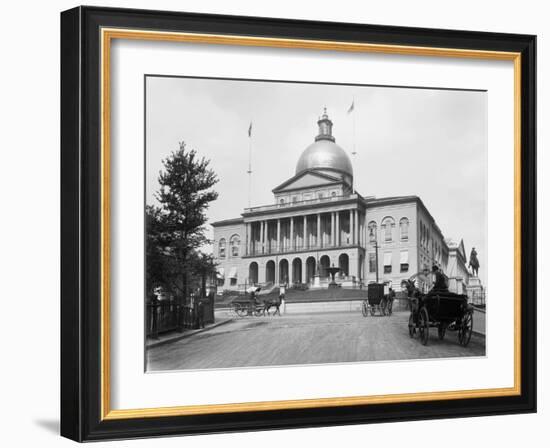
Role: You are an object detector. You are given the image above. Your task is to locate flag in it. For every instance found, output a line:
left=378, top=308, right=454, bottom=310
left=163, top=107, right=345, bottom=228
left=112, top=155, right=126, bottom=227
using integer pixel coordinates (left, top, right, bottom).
left=248, top=121, right=252, bottom=137
left=347, top=100, right=355, bottom=114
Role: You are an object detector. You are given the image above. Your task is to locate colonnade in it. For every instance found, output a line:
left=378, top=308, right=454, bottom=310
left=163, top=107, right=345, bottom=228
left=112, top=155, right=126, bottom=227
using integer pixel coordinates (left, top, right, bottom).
left=245, top=209, right=366, bottom=256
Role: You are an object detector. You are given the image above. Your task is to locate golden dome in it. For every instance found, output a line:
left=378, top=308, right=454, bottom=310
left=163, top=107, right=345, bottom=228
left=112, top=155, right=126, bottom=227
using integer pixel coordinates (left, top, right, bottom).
left=295, top=109, right=353, bottom=178
left=296, top=140, right=353, bottom=177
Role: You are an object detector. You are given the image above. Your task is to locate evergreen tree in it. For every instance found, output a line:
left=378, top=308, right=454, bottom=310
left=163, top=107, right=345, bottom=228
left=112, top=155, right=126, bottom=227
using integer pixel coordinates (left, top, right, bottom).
left=147, top=142, right=219, bottom=302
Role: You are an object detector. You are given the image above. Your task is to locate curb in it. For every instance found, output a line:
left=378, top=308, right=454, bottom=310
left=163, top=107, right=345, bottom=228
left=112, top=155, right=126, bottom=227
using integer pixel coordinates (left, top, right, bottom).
left=146, top=318, right=234, bottom=349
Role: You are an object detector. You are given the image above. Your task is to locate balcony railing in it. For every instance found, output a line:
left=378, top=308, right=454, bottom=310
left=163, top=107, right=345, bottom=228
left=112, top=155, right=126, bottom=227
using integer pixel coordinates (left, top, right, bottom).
left=244, top=241, right=359, bottom=257
left=243, top=194, right=358, bottom=214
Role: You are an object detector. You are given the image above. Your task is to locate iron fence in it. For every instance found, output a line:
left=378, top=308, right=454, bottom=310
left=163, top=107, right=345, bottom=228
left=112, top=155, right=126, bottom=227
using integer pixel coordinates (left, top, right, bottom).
left=146, top=295, right=215, bottom=339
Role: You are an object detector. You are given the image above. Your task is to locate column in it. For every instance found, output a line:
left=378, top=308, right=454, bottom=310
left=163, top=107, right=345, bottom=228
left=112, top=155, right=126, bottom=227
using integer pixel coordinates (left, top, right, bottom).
left=247, top=223, right=251, bottom=255
left=335, top=212, right=340, bottom=247
left=261, top=221, right=265, bottom=254
left=267, top=221, right=271, bottom=253
left=303, top=215, right=307, bottom=250
left=359, top=213, right=363, bottom=246
left=362, top=213, right=366, bottom=246
left=354, top=210, right=359, bottom=245
left=277, top=219, right=281, bottom=253
left=331, top=212, right=335, bottom=246
left=317, top=214, right=321, bottom=248
left=264, top=221, right=269, bottom=253
left=290, top=217, right=294, bottom=251
left=349, top=210, right=354, bottom=244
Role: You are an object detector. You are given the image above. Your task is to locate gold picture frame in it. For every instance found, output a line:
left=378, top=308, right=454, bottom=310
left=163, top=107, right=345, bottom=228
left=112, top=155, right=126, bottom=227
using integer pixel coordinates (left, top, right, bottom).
left=61, top=6, right=536, bottom=441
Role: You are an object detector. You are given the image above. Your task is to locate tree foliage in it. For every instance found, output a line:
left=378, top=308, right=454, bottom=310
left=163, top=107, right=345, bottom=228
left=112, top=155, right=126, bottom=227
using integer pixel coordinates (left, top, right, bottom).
left=146, top=142, right=219, bottom=300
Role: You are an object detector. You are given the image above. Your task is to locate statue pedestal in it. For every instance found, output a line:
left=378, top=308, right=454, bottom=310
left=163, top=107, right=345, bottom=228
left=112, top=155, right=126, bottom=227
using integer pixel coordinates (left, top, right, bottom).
left=466, top=276, right=485, bottom=305
left=469, top=276, right=482, bottom=287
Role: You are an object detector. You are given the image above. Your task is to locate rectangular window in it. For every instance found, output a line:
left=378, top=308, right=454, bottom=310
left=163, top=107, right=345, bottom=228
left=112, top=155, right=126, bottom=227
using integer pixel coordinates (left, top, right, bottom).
left=400, top=263, right=409, bottom=273
left=383, top=252, right=392, bottom=273
left=230, top=278, right=237, bottom=286
left=369, top=253, right=376, bottom=273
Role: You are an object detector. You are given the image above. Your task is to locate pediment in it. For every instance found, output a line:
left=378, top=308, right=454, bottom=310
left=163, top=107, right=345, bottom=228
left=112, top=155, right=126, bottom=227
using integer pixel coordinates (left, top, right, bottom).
left=272, top=170, right=341, bottom=193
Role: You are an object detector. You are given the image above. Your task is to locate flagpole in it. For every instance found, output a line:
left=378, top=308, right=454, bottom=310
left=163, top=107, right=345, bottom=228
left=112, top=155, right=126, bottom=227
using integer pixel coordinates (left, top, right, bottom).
left=352, top=97, right=356, bottom=158
left=349, top=98, right=356, bottom=193
left=247, top=122, right=252, bottom=208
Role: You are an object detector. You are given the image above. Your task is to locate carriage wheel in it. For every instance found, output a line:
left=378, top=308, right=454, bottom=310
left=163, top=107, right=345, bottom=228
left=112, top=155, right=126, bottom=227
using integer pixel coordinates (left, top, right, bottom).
left=361, top=301, right=368, bottom=317
left=235, top=305, right=246, bottom=318
left=408, top=313, right=416, bottom=338
left=438, top=324, right=446, bottom=340
left=459, top=311, right=474, bottom=347
left=370, top=306, right=376, bottom=316
left=418, top=307, right=429, bottom=346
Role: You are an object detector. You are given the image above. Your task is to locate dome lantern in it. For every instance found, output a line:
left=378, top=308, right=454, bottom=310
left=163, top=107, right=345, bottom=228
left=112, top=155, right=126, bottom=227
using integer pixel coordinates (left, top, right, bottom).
left=315, top=107, right=335, bottom=142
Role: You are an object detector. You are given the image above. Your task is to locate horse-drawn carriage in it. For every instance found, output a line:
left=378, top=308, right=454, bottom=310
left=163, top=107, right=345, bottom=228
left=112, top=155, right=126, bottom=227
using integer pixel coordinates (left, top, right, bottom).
left=403, top=271, right=474, bottom=347
left=230, top=298, right=266, bottom=317
left=362, top=283, right=394, bottom=317
left=230, top=286, right=281, bottom=317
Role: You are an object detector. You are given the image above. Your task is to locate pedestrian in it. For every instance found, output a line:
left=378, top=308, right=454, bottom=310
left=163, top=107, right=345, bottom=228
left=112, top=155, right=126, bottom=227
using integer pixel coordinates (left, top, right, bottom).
left=249, top=288, right=259, bottom=316
left=278, top=284, right=286, bottom=316
left=197, top=299, right=205, bottom=329
left=388, top=287, right=396, bottom=314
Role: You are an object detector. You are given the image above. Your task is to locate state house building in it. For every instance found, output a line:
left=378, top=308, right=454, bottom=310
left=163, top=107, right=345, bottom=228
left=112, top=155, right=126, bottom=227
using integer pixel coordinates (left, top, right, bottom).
left=212, top=110, right=460, bottom=293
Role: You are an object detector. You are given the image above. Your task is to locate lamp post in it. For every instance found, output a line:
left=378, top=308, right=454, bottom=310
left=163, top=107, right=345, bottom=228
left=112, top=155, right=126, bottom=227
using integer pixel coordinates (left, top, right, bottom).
left=370, top=239, right=380, bottom=283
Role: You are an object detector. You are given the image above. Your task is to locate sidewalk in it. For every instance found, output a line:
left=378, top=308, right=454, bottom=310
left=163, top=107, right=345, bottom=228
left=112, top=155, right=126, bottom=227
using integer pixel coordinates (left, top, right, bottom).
left=146, top=318, right=233, bottom=349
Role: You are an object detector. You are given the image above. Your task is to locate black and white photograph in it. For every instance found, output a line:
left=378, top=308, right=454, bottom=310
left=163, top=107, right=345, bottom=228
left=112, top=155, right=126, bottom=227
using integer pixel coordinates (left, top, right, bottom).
left=144, top=76, right=488, bottom=371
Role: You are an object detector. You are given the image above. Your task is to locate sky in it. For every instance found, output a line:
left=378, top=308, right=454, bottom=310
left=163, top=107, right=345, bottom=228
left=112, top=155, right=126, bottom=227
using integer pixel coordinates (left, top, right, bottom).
left=146, top=76, right=487, bottom=285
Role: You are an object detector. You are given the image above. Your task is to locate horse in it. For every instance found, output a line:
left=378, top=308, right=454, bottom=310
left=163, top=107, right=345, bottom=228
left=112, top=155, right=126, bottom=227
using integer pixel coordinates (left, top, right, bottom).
left=402, top=278, right=423, bottom=335
left=401, top=278, right=422, bottom=313
left=263, top=297, right=281, bottom=316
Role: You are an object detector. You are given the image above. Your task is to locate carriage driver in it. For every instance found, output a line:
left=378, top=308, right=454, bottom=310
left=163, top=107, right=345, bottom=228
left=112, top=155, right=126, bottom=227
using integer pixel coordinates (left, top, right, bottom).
left=431, top=264, right=449, bottom=291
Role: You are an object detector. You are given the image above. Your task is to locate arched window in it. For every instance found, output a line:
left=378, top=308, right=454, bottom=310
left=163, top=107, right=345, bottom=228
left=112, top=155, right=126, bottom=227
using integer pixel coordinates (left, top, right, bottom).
left=368, top=221, right=377, bottom=242
left=381, top=217, right=395, bottom=242
left=399, top=217, right=409, bottom=241
left=279, top=198, right=285, bottom=205
left=218, top=238, right=226, bottom=258
left=230, top=234, right=240, bottom=257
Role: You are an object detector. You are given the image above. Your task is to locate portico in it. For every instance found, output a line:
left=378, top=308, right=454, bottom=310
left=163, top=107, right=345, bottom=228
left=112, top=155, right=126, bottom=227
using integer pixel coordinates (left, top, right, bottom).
left=244, top=204, right=365, bottom=256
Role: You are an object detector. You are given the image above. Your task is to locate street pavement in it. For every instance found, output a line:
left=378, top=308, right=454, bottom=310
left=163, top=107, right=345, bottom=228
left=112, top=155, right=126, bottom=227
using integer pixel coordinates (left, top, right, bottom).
left=146, top=311, right=486, bottom=371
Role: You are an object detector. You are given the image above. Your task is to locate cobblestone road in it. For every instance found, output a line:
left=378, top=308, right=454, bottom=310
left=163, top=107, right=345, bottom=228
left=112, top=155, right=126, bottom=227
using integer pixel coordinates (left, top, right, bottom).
left=146, top=311, right=486, bottom=371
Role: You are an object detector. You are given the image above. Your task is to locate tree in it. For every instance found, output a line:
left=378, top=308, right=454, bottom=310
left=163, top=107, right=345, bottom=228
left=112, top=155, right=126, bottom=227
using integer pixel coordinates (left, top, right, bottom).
left=188, top=251, right=218, bottom=298
left=147, top=142, right=219, bottom=302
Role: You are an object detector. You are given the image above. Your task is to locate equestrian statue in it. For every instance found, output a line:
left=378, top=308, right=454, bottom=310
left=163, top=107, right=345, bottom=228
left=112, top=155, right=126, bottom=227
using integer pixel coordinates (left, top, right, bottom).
left=469, top=247, right=480, bottom=277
